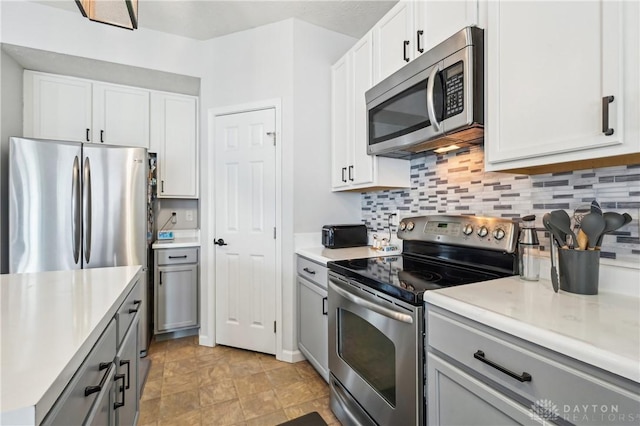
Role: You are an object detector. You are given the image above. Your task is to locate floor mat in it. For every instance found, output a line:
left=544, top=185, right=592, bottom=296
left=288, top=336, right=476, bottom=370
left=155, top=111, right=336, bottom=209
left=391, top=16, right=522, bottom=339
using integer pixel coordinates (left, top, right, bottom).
left=277, top=411, right=328, bottom=426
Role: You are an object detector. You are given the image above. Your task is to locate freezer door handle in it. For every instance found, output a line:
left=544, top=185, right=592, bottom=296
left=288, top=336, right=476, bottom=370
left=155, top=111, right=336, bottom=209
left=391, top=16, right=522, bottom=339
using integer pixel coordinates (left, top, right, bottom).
left=83, top=157, right=92, bottom=263
left=72, top=156, right=81, bottom=264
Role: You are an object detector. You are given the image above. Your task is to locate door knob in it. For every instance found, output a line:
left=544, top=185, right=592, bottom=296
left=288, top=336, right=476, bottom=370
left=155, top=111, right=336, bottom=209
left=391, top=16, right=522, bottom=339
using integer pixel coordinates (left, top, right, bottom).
left=214, top=238, right=228, bottom=246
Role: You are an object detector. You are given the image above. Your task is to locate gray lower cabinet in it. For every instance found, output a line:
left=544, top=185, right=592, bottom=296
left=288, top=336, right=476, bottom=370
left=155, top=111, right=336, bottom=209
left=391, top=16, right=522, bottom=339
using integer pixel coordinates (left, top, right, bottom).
left=154, top=247, right=199, bottom=333
left=43, top=278, right=142, bottom=426
left=426, top=304, right=640, bottom=426
left=296, top=256, right=329, bottom=382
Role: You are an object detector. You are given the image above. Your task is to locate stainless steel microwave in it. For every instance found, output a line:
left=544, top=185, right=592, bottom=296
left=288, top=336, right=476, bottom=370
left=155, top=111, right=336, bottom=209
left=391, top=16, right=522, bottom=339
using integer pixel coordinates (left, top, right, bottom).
left=366, top=26, right=484, bottom=158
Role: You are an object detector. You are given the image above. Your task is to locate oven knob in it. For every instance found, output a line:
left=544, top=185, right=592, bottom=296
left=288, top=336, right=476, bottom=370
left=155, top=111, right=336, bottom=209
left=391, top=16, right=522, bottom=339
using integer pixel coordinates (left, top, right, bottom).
left=399, top=221, right=406, bottom=231
left=493, top=228, right=506, bottom=240
left=462, top=224, right=474, bottom=236
left=477, top=226, right=489, bottom=238
left=406, top=221, right=415, bottom=231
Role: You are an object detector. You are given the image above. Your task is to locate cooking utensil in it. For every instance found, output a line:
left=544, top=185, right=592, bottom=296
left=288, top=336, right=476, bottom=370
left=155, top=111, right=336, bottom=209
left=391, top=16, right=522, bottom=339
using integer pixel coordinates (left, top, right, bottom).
left=590, top=200, right=602, bottom=216
left=595, top=212, right=626, bottom=247
left=580, top=212, right=606, bottom=250
left=542, top=213, right=567, bottom=248
left=577, top=229, right=589, bottom=250
left=542, top=219, right=559, bottom=293
left=549, top=210, right=577, bottom=248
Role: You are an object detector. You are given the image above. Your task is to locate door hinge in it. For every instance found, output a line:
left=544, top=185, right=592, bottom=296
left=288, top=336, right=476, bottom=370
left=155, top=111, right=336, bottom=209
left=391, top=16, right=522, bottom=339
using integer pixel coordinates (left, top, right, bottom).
left=273, top=227, right=276, bottom=239
left=273, top=321, right=277, bottom=333
left=267, top=131, right=276, bottom=146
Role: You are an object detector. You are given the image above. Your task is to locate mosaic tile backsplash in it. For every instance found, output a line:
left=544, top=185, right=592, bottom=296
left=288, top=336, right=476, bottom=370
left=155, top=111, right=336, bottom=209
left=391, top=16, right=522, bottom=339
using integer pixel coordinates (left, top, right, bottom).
left=362, top=145, right=640, bottom=263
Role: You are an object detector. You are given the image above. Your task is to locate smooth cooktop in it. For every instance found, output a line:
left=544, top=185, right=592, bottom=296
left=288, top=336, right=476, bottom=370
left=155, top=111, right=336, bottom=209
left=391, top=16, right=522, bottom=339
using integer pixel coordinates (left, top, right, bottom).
left=328, top=254, right=506, bottom=305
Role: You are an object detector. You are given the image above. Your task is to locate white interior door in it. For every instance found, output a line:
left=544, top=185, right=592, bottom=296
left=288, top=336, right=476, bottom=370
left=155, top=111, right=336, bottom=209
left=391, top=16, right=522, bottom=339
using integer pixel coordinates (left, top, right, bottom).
left=214, top=108, right=277, bottom=354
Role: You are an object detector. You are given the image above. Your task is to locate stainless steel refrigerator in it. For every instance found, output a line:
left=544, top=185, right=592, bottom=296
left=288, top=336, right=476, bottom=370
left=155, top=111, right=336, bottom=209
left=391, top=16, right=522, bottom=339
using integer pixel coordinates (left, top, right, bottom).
left=9, top=136, right=150, bottom=355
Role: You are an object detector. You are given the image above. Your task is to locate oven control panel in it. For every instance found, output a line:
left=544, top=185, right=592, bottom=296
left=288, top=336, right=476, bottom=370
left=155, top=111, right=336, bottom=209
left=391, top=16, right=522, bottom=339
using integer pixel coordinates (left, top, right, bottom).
left=397, top=215, right=518, bottom=253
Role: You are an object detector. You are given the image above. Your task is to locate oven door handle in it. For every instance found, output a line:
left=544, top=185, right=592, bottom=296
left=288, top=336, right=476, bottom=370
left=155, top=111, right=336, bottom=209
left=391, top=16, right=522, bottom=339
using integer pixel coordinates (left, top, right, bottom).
left=329, top=281, right=414, bottom=324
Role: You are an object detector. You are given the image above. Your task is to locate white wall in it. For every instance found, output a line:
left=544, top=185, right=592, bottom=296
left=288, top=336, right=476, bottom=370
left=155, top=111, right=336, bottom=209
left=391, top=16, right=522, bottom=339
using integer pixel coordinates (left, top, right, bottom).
left=292, top=20, right=362, bottom=232
left=200, top=19, right=359, bottom=357
left=0, top=51, right=24, bottom=274
left=0, top=1, right=204, bottom=78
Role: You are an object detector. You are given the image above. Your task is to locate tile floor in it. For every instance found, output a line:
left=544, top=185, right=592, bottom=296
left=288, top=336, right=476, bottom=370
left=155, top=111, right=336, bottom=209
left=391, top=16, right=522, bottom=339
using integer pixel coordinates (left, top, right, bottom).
left=139, top=336, right=341, bottom=426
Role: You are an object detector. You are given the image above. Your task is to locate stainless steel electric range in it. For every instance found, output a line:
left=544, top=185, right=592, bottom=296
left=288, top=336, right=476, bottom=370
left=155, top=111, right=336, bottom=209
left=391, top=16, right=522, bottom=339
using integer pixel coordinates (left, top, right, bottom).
left=327, top=215, right=519, bottom=426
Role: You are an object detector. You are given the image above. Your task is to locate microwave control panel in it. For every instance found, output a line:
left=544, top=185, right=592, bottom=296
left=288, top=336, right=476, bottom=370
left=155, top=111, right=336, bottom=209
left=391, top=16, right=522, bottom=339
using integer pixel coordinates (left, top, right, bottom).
left=444, top=62, right=464, bottom=118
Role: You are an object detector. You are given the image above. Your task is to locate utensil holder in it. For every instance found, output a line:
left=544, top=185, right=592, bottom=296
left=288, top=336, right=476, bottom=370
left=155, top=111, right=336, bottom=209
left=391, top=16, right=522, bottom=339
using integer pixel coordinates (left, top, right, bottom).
left=557, top=249, right=600, bottom=295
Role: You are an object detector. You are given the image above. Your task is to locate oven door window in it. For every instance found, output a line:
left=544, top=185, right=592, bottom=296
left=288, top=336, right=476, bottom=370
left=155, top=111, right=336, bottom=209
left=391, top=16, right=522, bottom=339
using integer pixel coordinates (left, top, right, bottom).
left=368, top=73, right=444, bottom=146
left=337, top=309, right=396, bottom=406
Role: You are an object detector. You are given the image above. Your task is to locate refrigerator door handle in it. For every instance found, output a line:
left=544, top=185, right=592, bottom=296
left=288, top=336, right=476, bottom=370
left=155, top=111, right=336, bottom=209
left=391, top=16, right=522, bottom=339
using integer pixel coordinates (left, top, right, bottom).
left=83, top=157, right=92, bottom=264
left=72, top=156, right=81, bottom=264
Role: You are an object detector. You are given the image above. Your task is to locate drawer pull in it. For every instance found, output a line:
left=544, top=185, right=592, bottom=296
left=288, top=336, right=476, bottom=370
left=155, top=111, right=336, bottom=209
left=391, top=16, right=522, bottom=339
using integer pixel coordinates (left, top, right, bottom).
left=133, top=299, right=142, bottom=306
left=128, top=308, right=139, bottom=314
left=120, top=359, right=131, bottom=389
left=168, top=255, right=188, bottom=259
left=322, top=297, right=328, bottom=315
left=473, top=350, right=532, bottom=383
left=303, top=267, right=316, bottom=275
left=84, top=362, right=112, bottom=396
left=113, top=374, right=126, bottom=409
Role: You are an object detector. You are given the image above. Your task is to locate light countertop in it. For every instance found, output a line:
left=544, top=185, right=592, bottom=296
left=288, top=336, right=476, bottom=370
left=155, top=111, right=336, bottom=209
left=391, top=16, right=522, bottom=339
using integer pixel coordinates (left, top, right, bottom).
left=425, top=276, right=640, bottom=383
left=1, top=266, right=142, bottom=425
left=295, top=246, right=401, bottom=265
left=152, top=229, right=200, bottom=249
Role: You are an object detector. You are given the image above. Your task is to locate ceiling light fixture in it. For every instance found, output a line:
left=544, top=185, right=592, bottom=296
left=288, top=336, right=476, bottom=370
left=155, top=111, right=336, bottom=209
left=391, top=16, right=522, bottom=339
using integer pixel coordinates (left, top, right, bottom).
left=75, top=0, right=138, bottom=30
left=434, top=144, right=461, bottom=154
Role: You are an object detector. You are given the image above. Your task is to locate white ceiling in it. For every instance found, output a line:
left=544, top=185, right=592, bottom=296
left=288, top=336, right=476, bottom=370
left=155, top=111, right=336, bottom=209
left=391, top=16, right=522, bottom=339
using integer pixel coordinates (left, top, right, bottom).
left=37, top=0, right=398, bottom=40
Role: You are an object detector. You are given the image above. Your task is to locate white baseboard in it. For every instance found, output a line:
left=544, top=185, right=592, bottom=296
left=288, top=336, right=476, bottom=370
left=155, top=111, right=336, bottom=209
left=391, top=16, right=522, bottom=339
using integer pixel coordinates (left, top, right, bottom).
left=198, top=335, right=214, bottom=347
left=278, top=349, right=306, bottom=363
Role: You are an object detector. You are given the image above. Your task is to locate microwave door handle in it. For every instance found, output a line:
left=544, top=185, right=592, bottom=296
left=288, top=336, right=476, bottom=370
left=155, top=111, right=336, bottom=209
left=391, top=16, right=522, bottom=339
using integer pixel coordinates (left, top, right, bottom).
left=426, top=64, right=442, bottom=132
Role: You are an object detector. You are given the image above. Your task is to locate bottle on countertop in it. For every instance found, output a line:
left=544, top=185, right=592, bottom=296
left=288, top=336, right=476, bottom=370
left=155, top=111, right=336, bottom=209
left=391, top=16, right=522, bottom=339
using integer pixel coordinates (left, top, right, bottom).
left=518, top=215, right=540, bottom=281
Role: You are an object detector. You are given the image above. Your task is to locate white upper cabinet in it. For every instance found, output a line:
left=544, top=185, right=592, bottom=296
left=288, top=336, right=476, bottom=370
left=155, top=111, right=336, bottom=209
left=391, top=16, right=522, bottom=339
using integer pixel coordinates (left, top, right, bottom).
left=150, top=91, right=198, bottom=198
left=331, top=32, right=410, bottom=192
left=374, top=1, right=415, bottom=82
left=24, top=71, right=92, bottom=143
left=374, top=0, right=479, bottom=83
left=415, top=0, right=478, bottom=54
left=93, top=83, right=149, bottom=148
left=485, top=0, right=640, bottom=172
left=331, top=55, right=351, bottom=190
left=24, top=71, right=150, bottom=149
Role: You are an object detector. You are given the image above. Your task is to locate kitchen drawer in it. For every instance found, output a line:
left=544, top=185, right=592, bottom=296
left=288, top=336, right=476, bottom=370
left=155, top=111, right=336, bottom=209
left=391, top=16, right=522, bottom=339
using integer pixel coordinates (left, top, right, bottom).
left=42, top=320, right=117, bottom=426
left=427, top=308, right=640, bottom=421
left=156, top=247, right=198, bottom=265
left=116, top=277, right=142, bottom=347
left=297, top=256, right=328, bottom=289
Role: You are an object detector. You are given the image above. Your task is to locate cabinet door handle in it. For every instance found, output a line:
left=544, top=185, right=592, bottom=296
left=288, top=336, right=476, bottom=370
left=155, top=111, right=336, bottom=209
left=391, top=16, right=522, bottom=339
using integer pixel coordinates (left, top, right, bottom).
left=303, top=267, right=316, bottom=275
left=159, top=271, right=162, bottom=285
left=133, top=299, right=142, bottom=306
left=417, top=30, right=424, bottom=53
left=473, top=350, right=532, bottom=382
left=161, top=180, right=165, bottom=193
left=84, top=362, right=112, bottom=396
left=119, top=359, right=131, bottom=389
left=403, top=40, right=410, bottom=62
left=341, top=167, right=347, bottom=183
left=168, top=255, right=188, bottom=259
left=100, top=130, right=104, bottom=143
left=322, top=297, right=328, bottom=315
left=348, top=165, right=354, bottom=182
left=602, top=95, right=615, bottom=136
left=113, top=373, right=126, bottom=409
left=128, top=307, right=139, bottom=314
left=86, top=128, right=90, bottom=142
